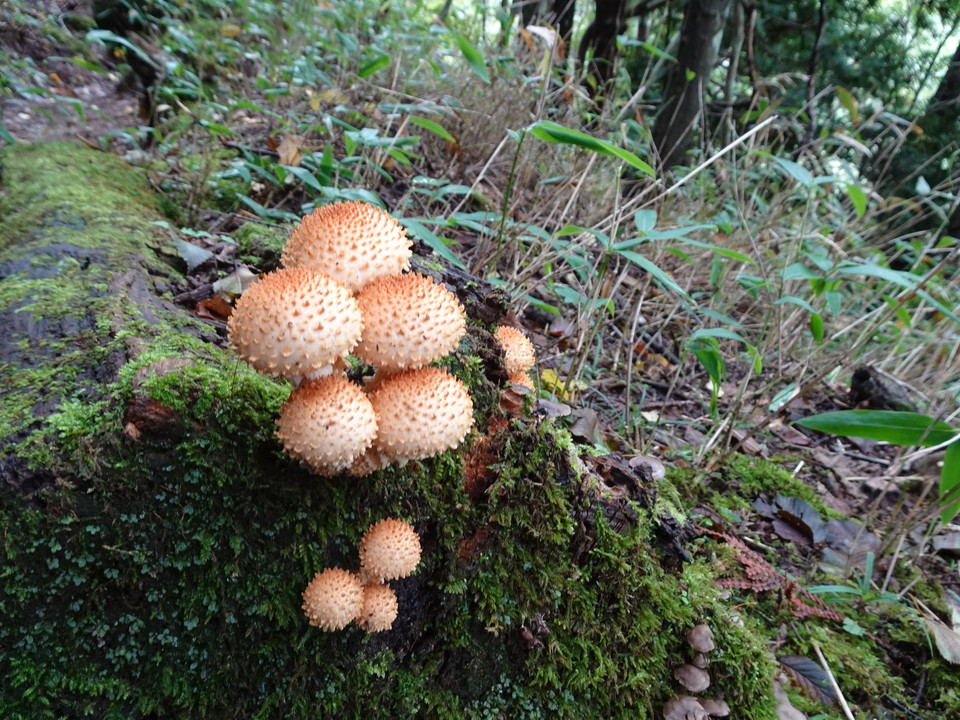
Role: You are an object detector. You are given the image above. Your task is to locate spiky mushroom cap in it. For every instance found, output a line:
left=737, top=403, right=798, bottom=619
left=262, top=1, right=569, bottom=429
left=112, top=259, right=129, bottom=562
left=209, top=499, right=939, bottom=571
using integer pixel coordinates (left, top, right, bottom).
left=354, top=273, right=466, bottom=370
left=227, top=267, right=362, bottom=382
left=359, top=518, right=421, bottom=583
left=276, top=374, right=378, bottom=476
left=345, top=447, right=387, bottom=477
left=301, top=568, right=364, bottom=631
left=508, top=371, right=535, bottom=391
left=357, top=583, right=399, bottom=633
left=368, top=367, right=474, bottom=463
left=494, top=325, right=536, bottom=375
left=282, top=201, right=412, bottom=293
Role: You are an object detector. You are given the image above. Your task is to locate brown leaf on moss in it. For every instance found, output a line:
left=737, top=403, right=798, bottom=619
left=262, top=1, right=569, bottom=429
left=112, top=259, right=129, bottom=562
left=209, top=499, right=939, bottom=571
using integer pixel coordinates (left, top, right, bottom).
left=458, top=526, right=494, bottom=563
left=462, top=433, right=498, bottom=504
left=779, top=656, right=836, bottom=705
left=195, top=296, right=233, bottom=322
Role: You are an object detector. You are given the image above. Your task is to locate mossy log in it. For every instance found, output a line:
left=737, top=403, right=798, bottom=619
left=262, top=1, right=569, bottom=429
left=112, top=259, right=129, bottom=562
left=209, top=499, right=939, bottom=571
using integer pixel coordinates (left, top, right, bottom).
left=0, top=143, right=776, bottom=719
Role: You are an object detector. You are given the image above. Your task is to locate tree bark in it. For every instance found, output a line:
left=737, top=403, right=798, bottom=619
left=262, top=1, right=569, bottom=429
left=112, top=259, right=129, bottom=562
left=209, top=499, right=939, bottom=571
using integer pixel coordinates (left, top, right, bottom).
left=651, top=0, right=732, bottom=168
left=579, top=0, right=629, bottom=105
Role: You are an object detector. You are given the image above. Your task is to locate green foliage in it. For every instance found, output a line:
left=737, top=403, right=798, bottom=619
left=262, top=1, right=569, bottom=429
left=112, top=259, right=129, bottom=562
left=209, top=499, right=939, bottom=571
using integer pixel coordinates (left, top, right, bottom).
left=0, top=359, right=777, bottom=718
left=794, top=410, right=960, bottom=522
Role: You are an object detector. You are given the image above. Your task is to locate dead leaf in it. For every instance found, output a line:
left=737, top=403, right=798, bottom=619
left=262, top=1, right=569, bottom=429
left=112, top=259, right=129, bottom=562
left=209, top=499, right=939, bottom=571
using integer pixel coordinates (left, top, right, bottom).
left=540, top=368, right=585, bottom=402
left=534, top=399, right=571, bottom=420
left=525, top=24, right=557, bottom=51
left=931, top=532, right=960, bottom=558
left=278, top=134, right=303, bottom=166
left=774, top=676, right=810, bottom=720
left=778, top=657, right=836, bottom=705
left=175, top=237, right=214, bottom=272
left=518, top=27, right=536, bottom=53
left=221, top=23, right=242, bottom=38
left=195, top=296, right=233, bottom=322
left=753, top=495, right=826, bottom=544
left=569, top=407, right=600, bottom=444
left=921, top=607, right=960, bottom=664
left=628, top=455, right=665, bottom=481
left=213, top=266, right=257, bottom=297
left=548, top=316, right=575, bottom=340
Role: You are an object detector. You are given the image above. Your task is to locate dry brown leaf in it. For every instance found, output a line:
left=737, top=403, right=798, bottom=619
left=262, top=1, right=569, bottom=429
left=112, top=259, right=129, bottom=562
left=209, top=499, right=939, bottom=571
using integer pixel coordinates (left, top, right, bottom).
left=278, top=134, right=303, bottom=167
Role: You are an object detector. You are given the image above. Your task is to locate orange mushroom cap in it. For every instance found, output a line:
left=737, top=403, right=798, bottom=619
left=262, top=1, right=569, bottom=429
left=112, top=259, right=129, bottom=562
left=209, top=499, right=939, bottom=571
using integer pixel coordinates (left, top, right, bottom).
left=282, top=201, right=412, bottom=293
left=368, top=367, right=474, bottom=463
left=357, top=583, right=399, bottom=633
left=276, top=374, right=378, bottom=476
left=227, top=267, right=362, bottom=382
left=508, top=371, right=535, bottom=391
left=354, top=273, right=466, bottom=371
left=494, top=325, right=536, bottom=375
left=359, top=518, right=421, bottom=583
left=301, top=568, right=364, bottom=631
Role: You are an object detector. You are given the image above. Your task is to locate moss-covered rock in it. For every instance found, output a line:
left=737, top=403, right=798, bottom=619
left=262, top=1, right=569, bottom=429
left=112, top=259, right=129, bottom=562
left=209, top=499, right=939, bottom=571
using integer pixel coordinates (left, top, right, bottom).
left=0, top=142, right=778, bottom=719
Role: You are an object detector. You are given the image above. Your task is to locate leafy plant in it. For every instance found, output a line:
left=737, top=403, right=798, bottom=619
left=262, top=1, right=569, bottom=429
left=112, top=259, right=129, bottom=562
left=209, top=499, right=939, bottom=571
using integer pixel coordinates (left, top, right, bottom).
left=794, top=410, right=960, bottom=522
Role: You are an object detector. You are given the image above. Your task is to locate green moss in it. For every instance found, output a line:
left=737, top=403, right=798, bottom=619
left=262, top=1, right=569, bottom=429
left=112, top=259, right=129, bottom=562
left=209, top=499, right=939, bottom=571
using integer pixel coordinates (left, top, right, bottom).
left=1, top=143, right=782, bottom=718
left=231, top=220, right=288, bottom=266
left=0, top=142, right=168, bottom=259
left=670, top=454, right=840, bottom=520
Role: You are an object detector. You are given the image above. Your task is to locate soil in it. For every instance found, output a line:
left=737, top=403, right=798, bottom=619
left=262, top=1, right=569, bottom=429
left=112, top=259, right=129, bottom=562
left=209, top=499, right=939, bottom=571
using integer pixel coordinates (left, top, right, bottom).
left=0, top=0, right=142, bottom=144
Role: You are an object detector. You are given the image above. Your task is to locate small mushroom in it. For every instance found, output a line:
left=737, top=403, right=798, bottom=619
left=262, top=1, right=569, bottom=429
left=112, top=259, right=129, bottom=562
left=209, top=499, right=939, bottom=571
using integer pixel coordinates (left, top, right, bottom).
left=301, top=568, right=364, bottom=631
left=662, top=695, right=708, bottom=720
left=697, top=698, right=730, bottom=717
left=227, top=267, right=362, bottom=382
left=355, top=273, right=466, bottom=370
left=687, top=624, right=716, bottom=653
left=692, top=652, right=709, bottom=669
left=282, top=201, right=412, bottom=293
left=359, top=518, right=422, bottom=583
left=508, top=371, right=535, bottom=391
left=674, top=664, right=711, bottom=693
left=276, top=374, right=378, bottom=476
left=356, top=583, right=399, bottom=633
left=494, top=325, right=536, bottom=374
left=368, top=367, right=474, bottom=464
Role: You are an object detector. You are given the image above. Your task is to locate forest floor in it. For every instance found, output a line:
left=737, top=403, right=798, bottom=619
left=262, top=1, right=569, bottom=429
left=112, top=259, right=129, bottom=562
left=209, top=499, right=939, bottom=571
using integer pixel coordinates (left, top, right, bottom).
left=2, top=2, right=960, bottom=720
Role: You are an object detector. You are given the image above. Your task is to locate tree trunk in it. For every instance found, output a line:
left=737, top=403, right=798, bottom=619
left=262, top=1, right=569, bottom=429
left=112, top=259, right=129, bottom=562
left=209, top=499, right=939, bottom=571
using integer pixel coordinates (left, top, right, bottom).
left=579, top=0, right=629, bottom=105
left=651, top=0, right=732, bottom=168
left=0, top=142, right=772, bottom=717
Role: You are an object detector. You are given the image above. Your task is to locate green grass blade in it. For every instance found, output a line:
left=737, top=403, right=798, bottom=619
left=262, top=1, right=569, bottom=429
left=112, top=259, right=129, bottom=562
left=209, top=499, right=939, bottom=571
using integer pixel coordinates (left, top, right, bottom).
left=452, top=34, right=490, bottom=84
left=940, top=441, right=960, bottom=524
left=794, top=410, right=958, bottom=447
left=526, top=121, right=655, bottom=176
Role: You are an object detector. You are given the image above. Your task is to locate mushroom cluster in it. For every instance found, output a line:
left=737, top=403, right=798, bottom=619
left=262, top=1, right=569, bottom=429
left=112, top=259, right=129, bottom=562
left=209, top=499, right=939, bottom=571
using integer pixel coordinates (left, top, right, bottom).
left=494, top=325, right=536, bottom=390
left=301, top=518, right=421, bottom=633
left=662, top=624, right=730, bottom=720
left=227, top=201, right=474, bottom=476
